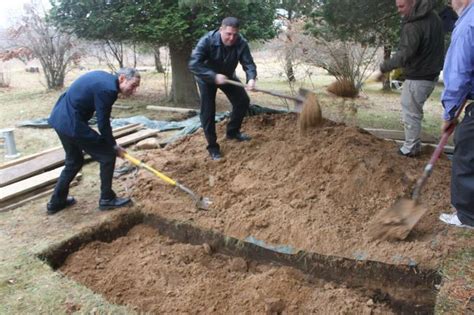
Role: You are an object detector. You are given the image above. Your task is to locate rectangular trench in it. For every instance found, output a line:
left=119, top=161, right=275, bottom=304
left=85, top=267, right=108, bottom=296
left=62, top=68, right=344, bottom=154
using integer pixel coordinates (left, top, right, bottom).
left=39, top=210, right=441, bottom=314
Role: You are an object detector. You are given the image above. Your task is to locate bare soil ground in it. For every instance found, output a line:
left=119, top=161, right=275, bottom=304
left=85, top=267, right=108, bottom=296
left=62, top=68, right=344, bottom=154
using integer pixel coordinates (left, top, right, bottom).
left=55, top=113, right=472, bottom=313
left=126, top=113, right=466, bottom=268
left=60, top=224, right=394, bottom=314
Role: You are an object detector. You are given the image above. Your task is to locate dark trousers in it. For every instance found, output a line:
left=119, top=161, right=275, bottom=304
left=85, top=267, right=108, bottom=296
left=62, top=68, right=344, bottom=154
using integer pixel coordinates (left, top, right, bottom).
left=451, top=102, right=474, bottom=226
left=50, top=131, right=116, bottom=205
left=196, top=79, right=250, bottom=152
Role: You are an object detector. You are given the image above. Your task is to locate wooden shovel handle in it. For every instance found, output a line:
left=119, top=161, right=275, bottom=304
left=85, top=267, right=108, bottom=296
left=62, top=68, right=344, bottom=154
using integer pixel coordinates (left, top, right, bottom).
left=224, top=79, right=301, bottom=102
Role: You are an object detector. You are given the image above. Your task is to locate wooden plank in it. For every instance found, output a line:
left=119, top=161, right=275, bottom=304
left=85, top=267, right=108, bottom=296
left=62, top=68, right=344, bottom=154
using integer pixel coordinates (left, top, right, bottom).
left=147, top=105, right=198, bottom=114
left=0, top=150, right=65, bottom=187
left=0, top=167, right=66, bottom=203
left=392, top=139, right=454, bottom=154
left=0, top=123, right=140, bottom=170
left=365, top=128, right=438, bottom=143
left=0, top=146, right=61, bottom=170
left=0, top=177, right=80, bottom=212
left=113, top=104, right=132, bottom=110
left=117, top=129, right=159, bottom=147
left=0, top=124, right=143, bottom=187
left=110, top=123, right=143, bottom=138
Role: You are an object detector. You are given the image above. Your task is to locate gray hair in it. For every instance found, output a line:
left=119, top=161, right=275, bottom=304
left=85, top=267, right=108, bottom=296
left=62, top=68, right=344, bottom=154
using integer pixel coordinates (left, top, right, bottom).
left=116, top=67, right=140, bottom=80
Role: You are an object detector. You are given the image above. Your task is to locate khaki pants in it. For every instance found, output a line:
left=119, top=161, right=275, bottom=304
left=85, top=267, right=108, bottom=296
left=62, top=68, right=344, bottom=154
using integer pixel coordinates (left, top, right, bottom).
left=399, top=79, right=436, bottom=155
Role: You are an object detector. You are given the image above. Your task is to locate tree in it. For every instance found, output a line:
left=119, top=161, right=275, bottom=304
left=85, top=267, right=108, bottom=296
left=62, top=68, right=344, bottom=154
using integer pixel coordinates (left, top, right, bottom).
left=308, top=0, right=447, bottom=91
left=50, top=0, right=277, bottom=107
left=275, top=0, right=320, bottom=82
left=7, top=4, right=82, bottom=89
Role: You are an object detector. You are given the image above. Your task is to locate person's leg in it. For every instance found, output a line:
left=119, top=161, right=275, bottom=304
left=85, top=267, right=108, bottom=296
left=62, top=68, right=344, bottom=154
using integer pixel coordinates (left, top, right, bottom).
left=49, top=133, right=84, bottom=207
left=450, top=103, right=474, bottom=226
left=220, top=81, right=250, bottom=138
left=399, top=80, right=435, bottom=155
left=196, top=79, right=219, bottom=154
left=77, top=138, right=117, bottom=200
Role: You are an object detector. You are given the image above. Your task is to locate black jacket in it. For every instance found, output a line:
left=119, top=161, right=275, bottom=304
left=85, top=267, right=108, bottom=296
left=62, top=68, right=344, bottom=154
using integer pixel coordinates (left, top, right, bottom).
left=188, top=30, right=257, bottom=84
left=48, top=71, right=118, bottom=147
left=380, top=0, right=444, bottom=81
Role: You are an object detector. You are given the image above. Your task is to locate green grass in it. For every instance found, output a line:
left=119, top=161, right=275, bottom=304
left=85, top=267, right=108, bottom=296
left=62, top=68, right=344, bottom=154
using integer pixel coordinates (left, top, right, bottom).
left=436, top=247, right=474, bottom=314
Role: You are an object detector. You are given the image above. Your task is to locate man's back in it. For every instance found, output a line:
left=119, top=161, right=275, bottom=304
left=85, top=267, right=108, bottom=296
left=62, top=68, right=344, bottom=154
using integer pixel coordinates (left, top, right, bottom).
left=49, top=71, right=118, bottom=141
left=381, top=0, right=445, bottom=80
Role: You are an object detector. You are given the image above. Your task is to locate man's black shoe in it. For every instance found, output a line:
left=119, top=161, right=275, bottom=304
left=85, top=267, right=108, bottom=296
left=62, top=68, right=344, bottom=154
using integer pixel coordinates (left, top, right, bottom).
left=209, top=151, right=221, bottom=161
left=99, top=197, right=132, bottom=210
left=47, top=196, right=76, bottom=215
left=226, top=132, right=252, bottom=142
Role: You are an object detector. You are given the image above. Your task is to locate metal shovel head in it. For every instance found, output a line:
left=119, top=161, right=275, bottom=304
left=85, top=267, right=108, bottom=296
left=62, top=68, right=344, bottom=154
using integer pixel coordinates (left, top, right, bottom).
left=176, top=182, right=212, bottom=211
left=196, top=196, right=212, bottom=210
left=367, top=198, right=428, bottom=241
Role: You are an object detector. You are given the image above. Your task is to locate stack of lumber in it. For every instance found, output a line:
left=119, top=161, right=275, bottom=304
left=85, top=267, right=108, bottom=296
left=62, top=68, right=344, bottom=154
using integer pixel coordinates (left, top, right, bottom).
left=364, top=128, right=454, bottom=154
left=0, top=124, right=158, bottom=212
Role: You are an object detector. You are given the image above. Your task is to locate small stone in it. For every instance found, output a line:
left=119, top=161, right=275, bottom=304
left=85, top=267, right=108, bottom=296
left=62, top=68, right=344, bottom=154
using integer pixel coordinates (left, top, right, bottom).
left=209, top=175, right=215, bottom=187
left=203, top=243, right=212, bottom=255
left=228, top=257, right=248, bottom=272
left=135, top=137, right=160, bottom=150
left=264, top=298, right=285, bottom=314
left=366, top=298, right=374, bottom=306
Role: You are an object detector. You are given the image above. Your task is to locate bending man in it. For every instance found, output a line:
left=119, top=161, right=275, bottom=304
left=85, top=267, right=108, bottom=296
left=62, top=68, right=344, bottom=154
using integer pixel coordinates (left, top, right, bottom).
left=47, top=68, right=140, bottom=214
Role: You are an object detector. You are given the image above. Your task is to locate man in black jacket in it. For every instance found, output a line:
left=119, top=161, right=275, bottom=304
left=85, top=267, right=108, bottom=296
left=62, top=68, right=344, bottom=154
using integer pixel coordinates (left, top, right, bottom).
left=47, top=68, right=140, bottom=215
left=189, top=17, right=257, bottom=160
left=378, top=0, right=444, bottom=157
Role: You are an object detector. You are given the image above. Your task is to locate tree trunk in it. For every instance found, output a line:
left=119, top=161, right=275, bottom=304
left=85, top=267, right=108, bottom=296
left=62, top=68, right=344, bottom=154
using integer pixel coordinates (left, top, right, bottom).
left=382, top=45, right=391, bottom=91
left=168, top=44, right=199, bottom=108
left=284, top=20, right=295, bottom=83
left=285, top=54, right=295, bottom=82
left=154, top=45, right=165, bottom=73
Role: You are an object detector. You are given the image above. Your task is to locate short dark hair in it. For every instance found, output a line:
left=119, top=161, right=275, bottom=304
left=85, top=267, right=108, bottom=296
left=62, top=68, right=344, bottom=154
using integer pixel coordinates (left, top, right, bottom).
left=221, top=17, right=240, bottom=28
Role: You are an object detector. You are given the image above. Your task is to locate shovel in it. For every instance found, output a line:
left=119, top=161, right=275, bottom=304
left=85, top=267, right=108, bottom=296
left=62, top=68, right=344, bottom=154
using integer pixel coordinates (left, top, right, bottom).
left=223, top=79, right=322, bottom=131
left=123, top=152, right=211, bottom=210
left=368, top=99, right=468, bottom=241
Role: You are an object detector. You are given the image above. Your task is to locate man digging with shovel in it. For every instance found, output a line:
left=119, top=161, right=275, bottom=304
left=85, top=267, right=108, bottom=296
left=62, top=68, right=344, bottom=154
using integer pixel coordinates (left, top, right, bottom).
left=438, top=0, right=474, bottom=229
left=46, top=68, right=140, bottom=215
left=189, top=17, right=257, bottom=161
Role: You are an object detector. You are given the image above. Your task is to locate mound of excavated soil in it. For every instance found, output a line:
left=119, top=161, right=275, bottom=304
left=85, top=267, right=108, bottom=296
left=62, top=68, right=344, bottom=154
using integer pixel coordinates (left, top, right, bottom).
left=123, top=113, right=465, bottom=268
left=61, top=225, right=394, bottom=314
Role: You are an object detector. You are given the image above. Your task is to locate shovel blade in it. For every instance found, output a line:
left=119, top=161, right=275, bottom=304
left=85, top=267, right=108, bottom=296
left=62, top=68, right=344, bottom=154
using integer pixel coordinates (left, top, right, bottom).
left=196, top=196, right=212, bottom=211
left=367, top=198, right=428, bottom=241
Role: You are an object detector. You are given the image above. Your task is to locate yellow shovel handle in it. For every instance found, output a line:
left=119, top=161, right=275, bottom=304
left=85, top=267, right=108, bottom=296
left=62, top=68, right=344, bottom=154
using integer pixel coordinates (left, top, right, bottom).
left=123, top=152, right=176, bottom=186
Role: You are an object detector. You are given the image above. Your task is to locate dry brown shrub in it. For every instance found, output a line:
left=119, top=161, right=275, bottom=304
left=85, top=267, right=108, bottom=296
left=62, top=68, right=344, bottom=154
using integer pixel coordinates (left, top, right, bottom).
left=326, top=79, right=358, bottom=98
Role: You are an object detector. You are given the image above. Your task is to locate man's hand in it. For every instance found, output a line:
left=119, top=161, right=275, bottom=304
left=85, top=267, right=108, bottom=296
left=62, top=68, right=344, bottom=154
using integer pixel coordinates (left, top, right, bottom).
left=114, top=145, right=127, bottom=158
left=373, top=70, right=386, bottom=82
left=442, top=119, right=458, bottom=133
left=246, top=79, right=256, bottom=91
left=215, top=74, right=228, bottom=85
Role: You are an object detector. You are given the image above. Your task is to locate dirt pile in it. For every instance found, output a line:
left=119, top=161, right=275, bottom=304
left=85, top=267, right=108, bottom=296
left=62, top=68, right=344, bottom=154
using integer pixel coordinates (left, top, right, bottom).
left=61, top=225, right=395, bottom=314
left=125, top=113, right=461, bottom=267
